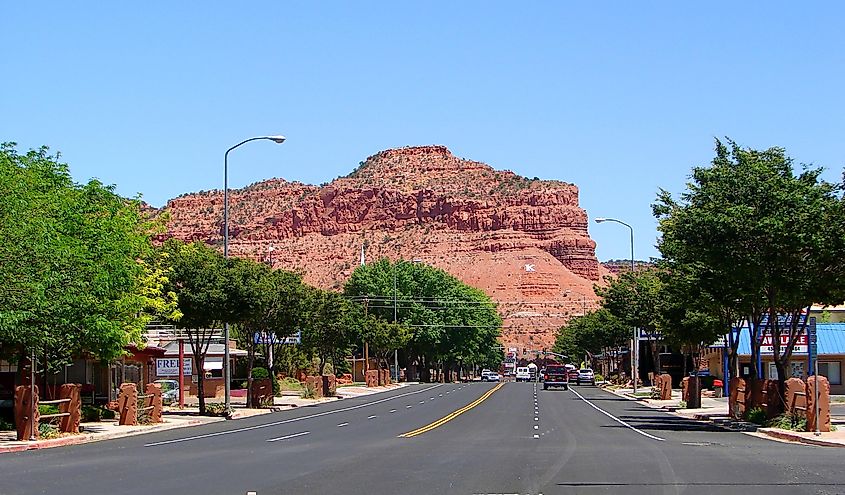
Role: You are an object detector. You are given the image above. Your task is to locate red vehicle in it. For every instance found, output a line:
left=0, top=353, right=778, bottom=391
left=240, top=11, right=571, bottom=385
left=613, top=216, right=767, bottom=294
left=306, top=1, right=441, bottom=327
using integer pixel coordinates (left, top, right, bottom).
left=542, top=364, right=570, bottom=390
left=565, top=364, right=579, bottom=382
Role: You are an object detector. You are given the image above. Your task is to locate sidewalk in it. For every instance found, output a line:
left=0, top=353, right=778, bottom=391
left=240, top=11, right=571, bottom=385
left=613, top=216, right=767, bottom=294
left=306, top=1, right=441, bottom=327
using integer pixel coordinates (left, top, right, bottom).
left=1, top=382, right=410, bottom=453
left=605, top=385, right=845, bottom=447
left=0, top=414, right=222, bottom=454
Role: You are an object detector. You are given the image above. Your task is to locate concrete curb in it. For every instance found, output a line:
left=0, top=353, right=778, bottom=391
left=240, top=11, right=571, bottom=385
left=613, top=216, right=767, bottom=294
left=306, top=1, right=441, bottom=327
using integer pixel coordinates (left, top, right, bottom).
left=757, top=428, right=845, bottom=448
left=0, top=418, right=215, bottom=454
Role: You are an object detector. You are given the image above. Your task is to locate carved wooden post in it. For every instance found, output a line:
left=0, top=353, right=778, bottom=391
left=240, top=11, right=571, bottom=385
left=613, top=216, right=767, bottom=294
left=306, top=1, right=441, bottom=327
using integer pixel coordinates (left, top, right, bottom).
left=14, top=385, right=39, bottom=441
left=58, top=383, right=81, bottom=433
left=807, top=375, right=831, bottom=433
left=729, top=377, right=746, bottom=420
left=117, top=383, right=138, bottom=426
left=145, top=383, right=163, bottom=423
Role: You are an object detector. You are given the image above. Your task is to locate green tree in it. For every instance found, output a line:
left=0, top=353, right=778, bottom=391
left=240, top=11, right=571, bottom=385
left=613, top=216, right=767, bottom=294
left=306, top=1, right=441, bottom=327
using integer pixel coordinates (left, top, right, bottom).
left=597, top=269, right=663, bottom=375
left=554, top=309, right=628, bottom=376
left=161, top=240, right=229, bottom=414
left=301, top=289, right=361, bottom=375
left=228, top=258, right=306, bottom=406
left=0, top=143, right=170, bottom=383
left=654, top=139, right=845, bottom=408
left=344, top=259, right=502, bottom=382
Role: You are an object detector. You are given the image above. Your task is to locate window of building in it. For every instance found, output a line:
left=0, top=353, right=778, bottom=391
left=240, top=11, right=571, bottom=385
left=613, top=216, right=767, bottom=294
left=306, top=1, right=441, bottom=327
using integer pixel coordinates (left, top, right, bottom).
left=768, top=362, right=805, bottom=380
left=0, top=360, right=17, bottom=373
left=818, top=361, right=842, bottom=385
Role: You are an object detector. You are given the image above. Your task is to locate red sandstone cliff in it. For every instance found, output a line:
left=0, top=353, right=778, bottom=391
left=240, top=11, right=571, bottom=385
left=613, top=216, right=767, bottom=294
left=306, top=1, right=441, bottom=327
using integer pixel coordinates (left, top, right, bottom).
left=157, top=145, right=606, bottom=351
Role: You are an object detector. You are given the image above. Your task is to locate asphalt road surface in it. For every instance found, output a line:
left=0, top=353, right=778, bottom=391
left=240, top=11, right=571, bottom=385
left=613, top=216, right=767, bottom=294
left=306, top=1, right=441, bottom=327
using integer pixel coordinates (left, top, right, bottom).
left=3, top=382, right=845, bottom=495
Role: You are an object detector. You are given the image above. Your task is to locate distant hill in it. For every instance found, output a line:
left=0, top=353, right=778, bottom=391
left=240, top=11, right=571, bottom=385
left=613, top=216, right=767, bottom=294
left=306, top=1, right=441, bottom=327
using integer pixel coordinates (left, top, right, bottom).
left=154, top=145, right=608, bottom=351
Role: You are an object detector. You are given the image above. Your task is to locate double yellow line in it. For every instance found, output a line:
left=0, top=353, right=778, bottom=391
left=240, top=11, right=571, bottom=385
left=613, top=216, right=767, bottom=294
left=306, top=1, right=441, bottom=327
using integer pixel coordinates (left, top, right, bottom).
left=398, top=382, right=505, bottom=438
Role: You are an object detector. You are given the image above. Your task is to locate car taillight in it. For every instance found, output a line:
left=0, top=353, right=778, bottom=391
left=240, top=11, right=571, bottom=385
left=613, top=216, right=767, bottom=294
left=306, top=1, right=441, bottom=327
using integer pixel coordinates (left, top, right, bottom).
left=544, top=374, right=549, bottom=380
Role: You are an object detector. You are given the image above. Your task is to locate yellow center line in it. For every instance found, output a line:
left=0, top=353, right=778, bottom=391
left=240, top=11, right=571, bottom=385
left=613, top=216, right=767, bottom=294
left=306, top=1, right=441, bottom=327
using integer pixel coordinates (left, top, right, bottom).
left=398, top=382, right=505, bottom=438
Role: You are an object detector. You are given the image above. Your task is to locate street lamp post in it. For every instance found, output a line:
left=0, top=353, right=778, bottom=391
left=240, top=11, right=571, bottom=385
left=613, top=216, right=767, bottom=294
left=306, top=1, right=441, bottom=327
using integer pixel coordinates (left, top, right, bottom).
left=594, top=217, right=637, bottom=393
left=224, top=135, right=285, bottom=410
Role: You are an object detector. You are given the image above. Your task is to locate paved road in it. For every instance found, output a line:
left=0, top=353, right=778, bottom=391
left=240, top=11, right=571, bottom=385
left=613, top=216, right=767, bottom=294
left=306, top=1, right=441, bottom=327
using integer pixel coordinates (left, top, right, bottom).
left=3, top=382, right=845, bottom=495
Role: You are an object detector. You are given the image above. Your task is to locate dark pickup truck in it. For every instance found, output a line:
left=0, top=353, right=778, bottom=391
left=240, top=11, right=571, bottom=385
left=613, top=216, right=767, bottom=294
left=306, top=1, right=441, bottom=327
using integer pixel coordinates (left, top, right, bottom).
left=542, top=365, right=569, bottom=390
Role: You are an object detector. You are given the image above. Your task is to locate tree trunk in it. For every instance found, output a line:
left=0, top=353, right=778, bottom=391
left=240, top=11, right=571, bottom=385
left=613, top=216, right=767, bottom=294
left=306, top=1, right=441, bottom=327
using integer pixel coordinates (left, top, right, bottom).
left=246, top=340, right=255, bottom=408
left=196, top=356, right=205, bottom=414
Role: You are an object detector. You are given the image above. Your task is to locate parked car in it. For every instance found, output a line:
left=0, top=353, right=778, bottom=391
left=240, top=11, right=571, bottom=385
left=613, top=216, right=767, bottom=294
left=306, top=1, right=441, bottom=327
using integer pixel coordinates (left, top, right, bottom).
left=542, top=364, right=569, bottom=390
left=480, top=369, right=494, bottom=381
left=576, top=368, right=595, bottom=386
left=154, top=379, right=180, bottom=405
left=484, top=372, right=501, bottom=382
left=515, top=367, right=531, bottom=382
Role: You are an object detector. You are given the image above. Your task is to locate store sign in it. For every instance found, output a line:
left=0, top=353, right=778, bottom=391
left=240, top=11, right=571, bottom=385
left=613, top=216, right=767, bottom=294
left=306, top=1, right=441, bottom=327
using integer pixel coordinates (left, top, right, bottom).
left=760, top=334, right=808, bottom=355
left=156, top=358, right=192, bottom=376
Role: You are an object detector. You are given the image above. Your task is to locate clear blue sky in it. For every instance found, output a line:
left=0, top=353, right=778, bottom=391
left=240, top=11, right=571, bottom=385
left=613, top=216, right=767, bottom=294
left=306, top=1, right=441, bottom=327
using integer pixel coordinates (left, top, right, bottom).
left=3, top=2, right=844, bottom=262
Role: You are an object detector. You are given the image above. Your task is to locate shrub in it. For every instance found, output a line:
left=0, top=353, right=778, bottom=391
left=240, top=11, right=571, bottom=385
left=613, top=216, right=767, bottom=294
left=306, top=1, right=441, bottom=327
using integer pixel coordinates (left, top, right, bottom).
left=251, top=367, right=270, bottom=380
left=768, top=413, right=808, bottom=432
left=746, top=407, right=766, bottom=425
left=204, top=402, right=232, bottom=417
left=279, top=377, right=303, bottom=392
left=0, top=418, right=14, bottom=431
left=38, top=404, right=61, bottom=424
left=82, top=406, right=102, bottom=423
left=678, top=400, right=687, bottom=409
left=594, top=373, right=604, bottom=383
left=38, top=422, right=59, bottom=439
left=101, top=408, right=116, bottom=420
left=300, top=381, right=318, bottom=399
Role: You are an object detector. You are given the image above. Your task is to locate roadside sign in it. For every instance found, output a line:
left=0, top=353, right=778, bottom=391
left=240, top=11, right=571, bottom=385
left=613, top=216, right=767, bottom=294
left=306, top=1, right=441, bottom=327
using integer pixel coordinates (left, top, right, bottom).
left=156, top=358, right=192, bottom=376
left=760, top=334, right=808, bottom=355
left=254, top=330, right=301, bottom=345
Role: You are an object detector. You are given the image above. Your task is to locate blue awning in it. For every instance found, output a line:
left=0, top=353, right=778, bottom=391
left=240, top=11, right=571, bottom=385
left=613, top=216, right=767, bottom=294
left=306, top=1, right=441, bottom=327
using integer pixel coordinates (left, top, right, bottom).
left=735, top=323, right=845, bottom=355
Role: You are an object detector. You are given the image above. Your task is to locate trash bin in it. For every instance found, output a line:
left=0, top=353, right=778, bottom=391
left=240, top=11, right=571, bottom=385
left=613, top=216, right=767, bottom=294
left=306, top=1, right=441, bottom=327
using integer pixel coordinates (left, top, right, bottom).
left=713, top=379, right=724, bottom=398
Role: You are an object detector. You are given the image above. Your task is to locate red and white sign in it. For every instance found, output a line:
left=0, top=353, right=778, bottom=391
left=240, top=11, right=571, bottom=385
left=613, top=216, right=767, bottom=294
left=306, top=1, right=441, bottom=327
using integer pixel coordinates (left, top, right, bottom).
left=761, top=334, right=808, bottom=355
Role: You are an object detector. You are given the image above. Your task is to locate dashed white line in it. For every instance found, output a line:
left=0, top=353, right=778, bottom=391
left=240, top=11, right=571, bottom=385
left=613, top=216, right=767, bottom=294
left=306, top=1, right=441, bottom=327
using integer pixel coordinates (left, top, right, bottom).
left=533, top=434, right=540, bottom=439
left=367, top=415, right=377, bottom=420
left=534, top=425, right=539, bottom=430
left=266, top=431, right=310, bottom=442
left=406, top=405, right=413, bottom=409
left=144, top=384, right=444, bottom=447
left=337, top=422, right=349, bottom=427
left=534, top=417, right=539, bottom=421
left=389, top=409, right=396, bottom=413
left=419, top=400, right=426, bottom=404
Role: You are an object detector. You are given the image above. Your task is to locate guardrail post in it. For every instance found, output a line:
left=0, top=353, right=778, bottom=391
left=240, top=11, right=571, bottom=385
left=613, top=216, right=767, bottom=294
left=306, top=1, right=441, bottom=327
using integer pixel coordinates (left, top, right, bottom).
left=14, top=385, right=39, bottom=441
left=117, top=383, right=138, bottom=426
left=58, top=384, right=81, bottom=433
left=145, top=383, right=163, bottom=423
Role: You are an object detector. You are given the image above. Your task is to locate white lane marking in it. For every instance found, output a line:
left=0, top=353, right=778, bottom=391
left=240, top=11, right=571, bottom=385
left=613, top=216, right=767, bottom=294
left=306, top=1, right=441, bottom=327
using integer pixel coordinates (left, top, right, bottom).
left=439, top=394, right=443, bottom=397
left=144, top=384, right=444, bottom=447
left=569, top=387, right=665, bottom=442
left=419, top=400, right=426, bottom=404
left=533, top=434, right=540, bottom=439
left=389, top=409, right=397, bottom=413
left=367, top=415, right=377, bottom=420
left=534, top=417, right=539, bottom=421
left=266, top=431, right=310, bottom=443
left=429, top=397, right=434, bottom=400
left=406, top=405, right=413, bottom=409
left=534, top=425, right=539, bottom=430
left=337, top=422, right=349, bottom=427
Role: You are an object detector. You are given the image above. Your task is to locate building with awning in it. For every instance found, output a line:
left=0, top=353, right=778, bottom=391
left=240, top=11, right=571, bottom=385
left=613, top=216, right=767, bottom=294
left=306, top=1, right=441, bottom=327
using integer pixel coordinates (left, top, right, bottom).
left=154, top=341, right=247, bottom=398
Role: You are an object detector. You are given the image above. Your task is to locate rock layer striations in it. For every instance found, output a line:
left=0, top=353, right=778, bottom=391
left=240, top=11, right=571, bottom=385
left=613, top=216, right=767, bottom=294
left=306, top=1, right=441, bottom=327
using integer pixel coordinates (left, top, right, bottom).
left=157, top=146, right=604, bottom=351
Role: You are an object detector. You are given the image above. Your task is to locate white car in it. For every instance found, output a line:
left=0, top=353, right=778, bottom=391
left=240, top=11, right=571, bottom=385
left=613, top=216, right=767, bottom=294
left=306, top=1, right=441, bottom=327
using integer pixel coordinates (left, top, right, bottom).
left=576, top=368, right=595, bottom=385
left=484, top=372, right=501, bottom=382
left=515, top=367, right=531, bottom=382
